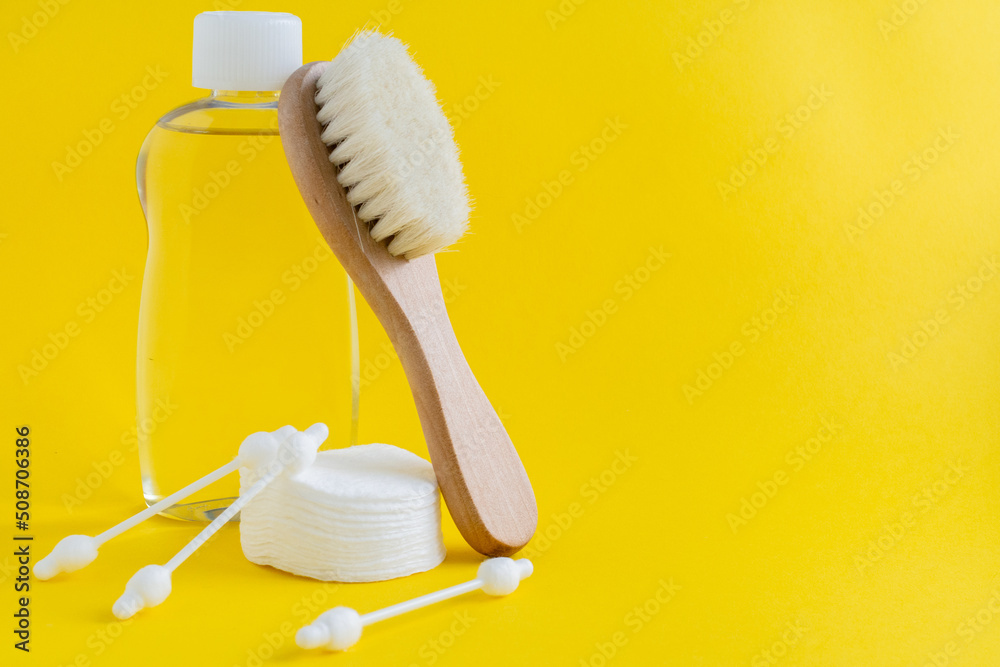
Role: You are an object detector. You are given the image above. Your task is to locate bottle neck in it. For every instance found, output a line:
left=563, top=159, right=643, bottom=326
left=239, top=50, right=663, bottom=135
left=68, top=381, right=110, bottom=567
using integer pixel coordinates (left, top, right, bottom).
left=210, top=90, right=280, bottom=103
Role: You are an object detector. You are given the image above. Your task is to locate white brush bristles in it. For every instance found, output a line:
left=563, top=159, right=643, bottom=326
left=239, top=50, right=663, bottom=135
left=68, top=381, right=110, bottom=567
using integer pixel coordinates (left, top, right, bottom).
left=315, top=31, right=470, bottom=259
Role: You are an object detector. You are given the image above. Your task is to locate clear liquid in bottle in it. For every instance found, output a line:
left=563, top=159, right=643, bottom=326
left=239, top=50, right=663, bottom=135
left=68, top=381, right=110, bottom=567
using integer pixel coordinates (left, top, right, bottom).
left=135, top=90, right=357, bottom=520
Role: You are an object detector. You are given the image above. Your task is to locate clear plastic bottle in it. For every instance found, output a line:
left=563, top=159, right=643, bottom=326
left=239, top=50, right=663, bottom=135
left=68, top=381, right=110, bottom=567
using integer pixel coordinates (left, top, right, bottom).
left=134, top=12, right=357, bottom=520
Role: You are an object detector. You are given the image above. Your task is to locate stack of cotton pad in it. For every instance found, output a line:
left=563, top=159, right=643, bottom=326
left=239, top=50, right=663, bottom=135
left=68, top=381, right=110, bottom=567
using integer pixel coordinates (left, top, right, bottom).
left=240, top=443, right=446, bottom=582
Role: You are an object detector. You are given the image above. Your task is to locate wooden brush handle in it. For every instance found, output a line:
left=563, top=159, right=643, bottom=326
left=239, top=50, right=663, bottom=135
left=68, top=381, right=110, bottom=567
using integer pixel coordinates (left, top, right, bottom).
left=279, top=62, right=537, bottom=556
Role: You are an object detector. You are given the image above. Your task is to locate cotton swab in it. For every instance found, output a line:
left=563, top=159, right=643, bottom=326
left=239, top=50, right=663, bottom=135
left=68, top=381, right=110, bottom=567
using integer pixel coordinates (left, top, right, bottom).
left=296, top=557, right=533, bottom=651
left=34, top=425, right=297, bottom=581
left=112, top=423, right=329, bottom=619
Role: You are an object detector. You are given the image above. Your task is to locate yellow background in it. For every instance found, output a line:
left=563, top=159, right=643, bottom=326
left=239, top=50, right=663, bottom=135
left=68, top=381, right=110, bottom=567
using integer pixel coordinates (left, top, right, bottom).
left=3, top=0, right=999, bottom=665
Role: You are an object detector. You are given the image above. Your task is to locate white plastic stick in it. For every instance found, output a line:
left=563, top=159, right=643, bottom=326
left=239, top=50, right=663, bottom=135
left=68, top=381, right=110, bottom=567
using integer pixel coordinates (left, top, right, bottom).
left=361, top=579, right=483, bottom=625
left=34, top=457, right=241, bottom=581
left=34, top=426, right=299, bottom=582
left=98, top=459, right=240, bottom=545
left=163, top=470, right=277, bottom=572
left=296, top=558, right=533, bottom=651
left=112, top=424, right=328, bottom=620
left=109, top=471, right=279, bottom=621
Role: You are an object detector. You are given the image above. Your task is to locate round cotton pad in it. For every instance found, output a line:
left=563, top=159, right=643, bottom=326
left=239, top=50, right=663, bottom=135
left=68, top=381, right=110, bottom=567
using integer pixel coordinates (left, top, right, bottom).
left=240, top=444, right=446, bottom=582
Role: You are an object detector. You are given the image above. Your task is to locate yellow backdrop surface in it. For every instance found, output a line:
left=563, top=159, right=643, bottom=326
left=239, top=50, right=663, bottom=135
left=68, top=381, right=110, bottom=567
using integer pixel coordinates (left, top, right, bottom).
left=3, top=0, right=999, bottom=665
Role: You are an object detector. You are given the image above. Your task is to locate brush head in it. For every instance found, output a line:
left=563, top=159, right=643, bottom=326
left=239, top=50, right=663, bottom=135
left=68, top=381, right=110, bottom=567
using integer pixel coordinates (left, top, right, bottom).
left=314, top=31, right=470, bottom=259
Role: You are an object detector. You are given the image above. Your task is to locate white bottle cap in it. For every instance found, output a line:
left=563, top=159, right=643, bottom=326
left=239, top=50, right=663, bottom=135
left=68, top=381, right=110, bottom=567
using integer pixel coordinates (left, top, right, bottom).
left=192, top=11, right=302, bottom=91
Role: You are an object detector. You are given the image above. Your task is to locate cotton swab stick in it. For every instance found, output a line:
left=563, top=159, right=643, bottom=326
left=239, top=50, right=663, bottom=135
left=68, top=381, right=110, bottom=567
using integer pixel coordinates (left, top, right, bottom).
left=112, top=424, right=328, bottom=620
left=296, top=557, right=533, bottom=651
left=34, top=426, right=297, bottom=582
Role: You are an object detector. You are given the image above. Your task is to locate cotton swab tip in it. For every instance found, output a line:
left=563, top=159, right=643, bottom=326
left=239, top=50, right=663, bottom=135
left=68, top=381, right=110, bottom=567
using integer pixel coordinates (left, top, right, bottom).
left=297, top=607, right=362, bottom=651
left=295, top=624, right=327, bottom=649
left=112, top=565, right=172, bottom=619
left=112, top=593, right=142, bottom=620
left=478, top=557, right=533, bottom=596
left=34, top=535, right=99, bottom=580
left=294, top=560, right=535, bottom=653
left=305, top=422, right=329, bottom=442
left=237, top=431, right=282, bottom=470
left=280, top=425, right=326, bottom=476
left=238, top=424, right=325, bottom=475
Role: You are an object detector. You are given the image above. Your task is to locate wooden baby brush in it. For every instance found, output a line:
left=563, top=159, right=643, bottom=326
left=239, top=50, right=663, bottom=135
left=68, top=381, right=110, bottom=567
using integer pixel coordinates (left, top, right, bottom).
left=278, top=32, right=536, bottom=556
